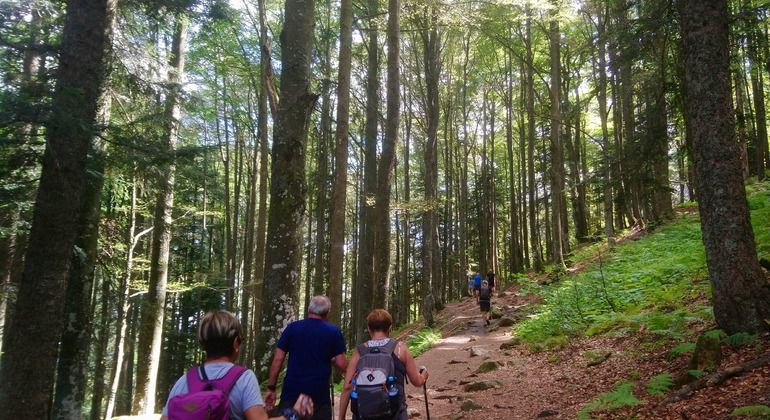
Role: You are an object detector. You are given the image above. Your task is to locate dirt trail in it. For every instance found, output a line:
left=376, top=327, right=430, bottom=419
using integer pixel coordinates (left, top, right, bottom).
left=404, top=287, right=631, bottom=419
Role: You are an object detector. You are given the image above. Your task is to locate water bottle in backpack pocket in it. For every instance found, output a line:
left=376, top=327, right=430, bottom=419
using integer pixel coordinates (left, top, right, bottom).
left=351, top=340, right=401, bottom=420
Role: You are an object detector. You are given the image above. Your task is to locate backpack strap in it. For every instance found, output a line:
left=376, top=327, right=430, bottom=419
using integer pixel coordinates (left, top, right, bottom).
left=186, top=364, right=247, bottom=395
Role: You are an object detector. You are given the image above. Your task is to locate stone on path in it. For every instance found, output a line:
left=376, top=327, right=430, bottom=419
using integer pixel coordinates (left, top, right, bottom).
left=407, top=408, right=421, bottom=418
left=537, top=409, right=559, bottom=417
left=497, top=316, right=516, bottom=327
left=463, top=380, right=502, bottom=392
left=500, top=337, right=520, bottom=349
left=476, top=360, right=504, bottom=373
left=469, top=346, right=490, bottom=357
left=460, top=399, right=483, bottom=411
left=490, top=306, right=503, bottom=319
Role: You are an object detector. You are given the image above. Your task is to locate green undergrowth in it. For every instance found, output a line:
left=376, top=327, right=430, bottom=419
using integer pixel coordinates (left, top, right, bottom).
left=405, top=328, right=442, bottom=357
left=515, top=181, right=770, bottom=347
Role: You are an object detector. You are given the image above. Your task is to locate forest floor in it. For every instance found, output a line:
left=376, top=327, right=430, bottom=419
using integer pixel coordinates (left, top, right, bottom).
left=403, top=284, right=770, bottom=420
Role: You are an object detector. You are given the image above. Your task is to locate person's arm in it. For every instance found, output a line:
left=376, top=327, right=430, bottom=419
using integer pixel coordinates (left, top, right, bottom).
left=332, top=352, right=348, bottom=372
left=245, top=394, right=313, bottom=420
left=397, top=342, right=428, bottom=387
left=337, top=349, right=359, bottom=420
left=264, top=348, right=287, bottom=410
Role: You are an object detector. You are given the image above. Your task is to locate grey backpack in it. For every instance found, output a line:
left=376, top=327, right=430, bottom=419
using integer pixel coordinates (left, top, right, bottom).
left=352, top=339, right=400, bottom=420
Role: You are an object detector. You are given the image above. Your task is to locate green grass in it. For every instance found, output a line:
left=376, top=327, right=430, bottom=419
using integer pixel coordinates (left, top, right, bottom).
left=515, top=181, right=770, bottom=346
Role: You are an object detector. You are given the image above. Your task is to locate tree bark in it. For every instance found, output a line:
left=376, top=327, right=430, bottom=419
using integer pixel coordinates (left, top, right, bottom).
left=0, top=0, right=116, bottom=415
left=549, top=0, right=566, bottom=269
left=254, top=0, right=316, bottom=374
left=680, top=0, right=770, bottom=334
left=328, top=0, right=352, bottom=326
left=372, top=0, right=400, bottom=310
left=132, top=15, right=187, bottom=414
left=525, top=2, right=543, bottom=272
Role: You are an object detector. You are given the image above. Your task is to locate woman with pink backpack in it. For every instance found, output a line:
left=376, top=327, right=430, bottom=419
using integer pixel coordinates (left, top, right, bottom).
left=161, top=310, right=313, bottom=420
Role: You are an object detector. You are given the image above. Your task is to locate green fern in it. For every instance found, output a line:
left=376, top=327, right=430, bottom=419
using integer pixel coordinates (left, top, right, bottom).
left=645, top=373, right=673, bottom=397
left=405, top=328, right=441, bottom=357
left=667, top=342, right=696, bottom=360
left=723, top=332, right=759, bottom=347
left=731, top=405, right=770, bottom=418
left=578, top=381, right=642, bottom=419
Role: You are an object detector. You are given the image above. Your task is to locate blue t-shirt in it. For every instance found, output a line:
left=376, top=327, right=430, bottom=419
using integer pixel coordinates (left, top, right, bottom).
left=162, top=362, right=264, bottom=420
left=277, top=317, right=346, bottom=407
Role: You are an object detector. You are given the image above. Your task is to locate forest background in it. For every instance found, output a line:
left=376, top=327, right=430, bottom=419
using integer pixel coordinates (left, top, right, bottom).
left=1, top=0, right=769, bottom=418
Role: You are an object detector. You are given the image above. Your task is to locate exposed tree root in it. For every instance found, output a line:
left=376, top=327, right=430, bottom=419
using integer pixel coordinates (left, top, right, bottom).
left=663, top=351, right=770, bottom=404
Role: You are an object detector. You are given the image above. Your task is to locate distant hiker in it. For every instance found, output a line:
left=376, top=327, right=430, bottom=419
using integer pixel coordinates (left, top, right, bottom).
left=486, top=271, right=496, bottom=294
left=473, top=273, right=482, bottom=302
left=161, top=310, right=313, bottom=420
left=338, top=309, right=429, bottom=420
left=479, top=280, right=492, bottom=325
left=265, top=296, right=348, bottom=420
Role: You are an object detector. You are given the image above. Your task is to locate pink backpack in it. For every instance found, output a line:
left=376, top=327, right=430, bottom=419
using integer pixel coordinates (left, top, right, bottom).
left=167, top=364, right=247, bottom=419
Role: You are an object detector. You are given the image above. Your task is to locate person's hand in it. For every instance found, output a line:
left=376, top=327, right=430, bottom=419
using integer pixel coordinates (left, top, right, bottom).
left=293, top=394, right=313, bottom=418
left=418, top=365, right=429, bottom=382
left=265, top=390, right=276, bottom=411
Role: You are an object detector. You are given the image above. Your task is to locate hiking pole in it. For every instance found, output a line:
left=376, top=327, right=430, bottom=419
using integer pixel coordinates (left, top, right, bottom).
left=419, top=366, right=430, bottom=420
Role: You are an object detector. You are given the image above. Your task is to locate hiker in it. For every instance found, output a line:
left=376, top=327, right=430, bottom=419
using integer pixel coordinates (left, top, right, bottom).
left=473, top=273, right=482, bottom=302
left=338, top=309, right=429, bottom=420
left=161, top=310, right=313, bottom=420
left=486, top=271, right=496, bottom=294
left=466, top=273, right=475, bottom=297
left=265, top=296, right=348, bottom=420
left=479, top=279, right=492, bottom=326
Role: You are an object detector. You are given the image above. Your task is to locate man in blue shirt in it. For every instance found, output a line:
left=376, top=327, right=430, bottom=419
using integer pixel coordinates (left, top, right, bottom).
left=265, top=296, right=347, bottom=420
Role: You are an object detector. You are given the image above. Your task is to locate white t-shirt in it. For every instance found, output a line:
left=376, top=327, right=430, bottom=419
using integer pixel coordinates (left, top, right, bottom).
left=162, top=362, right=265, bottom=420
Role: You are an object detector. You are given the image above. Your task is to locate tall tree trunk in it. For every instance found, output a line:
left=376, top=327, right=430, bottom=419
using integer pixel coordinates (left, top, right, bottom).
left=549, top=0, right=566, bottom=269
left=53, top=88, right=112, bottom=420
left=328, top=0, right=352, bottom=326
left=254, top=0, right=316, bottom=373
left=680, top=0, right=770, bottom=334
left=421, top=4, right=440, bottom=325
left=132, top=16, right=187, bottom=414
left=401, top=89, right=412, bottom=323
left=0, top=0, right=116, bottom=415
left=105, top=176, right=141, bottom=420
left=525, top=2, right=543, bottom=272
left=372, top=0, right=400, bottom=310
left=595, top=2, right=615, bottom=246
left=250, top=0, right=270, bottom=356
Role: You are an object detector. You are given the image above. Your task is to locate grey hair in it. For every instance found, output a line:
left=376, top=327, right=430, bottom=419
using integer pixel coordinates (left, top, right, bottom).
left=308, top=295, right=331, bottom=316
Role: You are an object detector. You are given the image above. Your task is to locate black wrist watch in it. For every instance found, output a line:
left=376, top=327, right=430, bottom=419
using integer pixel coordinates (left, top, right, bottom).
left=267, top=384, right=277, bottom=391
left=281, top=407, right=299, bottom=420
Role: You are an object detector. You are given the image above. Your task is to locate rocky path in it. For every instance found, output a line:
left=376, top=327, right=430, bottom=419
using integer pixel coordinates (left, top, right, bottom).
left=404, top=287, right=629, bottom=420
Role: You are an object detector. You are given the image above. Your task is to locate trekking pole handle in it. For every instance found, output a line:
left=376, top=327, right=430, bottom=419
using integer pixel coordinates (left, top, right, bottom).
left=418, top=365, right=427, bottom=374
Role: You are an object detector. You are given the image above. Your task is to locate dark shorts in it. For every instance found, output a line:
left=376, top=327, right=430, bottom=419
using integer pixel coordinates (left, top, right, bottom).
left=480, top=300, right=491, bottom=312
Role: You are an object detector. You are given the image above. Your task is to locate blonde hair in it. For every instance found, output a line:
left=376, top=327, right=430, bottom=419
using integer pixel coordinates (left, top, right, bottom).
left=198, top=310, right=242, bottom=358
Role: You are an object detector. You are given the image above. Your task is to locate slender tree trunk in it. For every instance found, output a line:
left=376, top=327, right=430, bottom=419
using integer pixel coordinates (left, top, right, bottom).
left=254, top=0, right=316, bottom=374
left=105, top=177, right=140, bottom=420
left=355, top=0, right=379, bottom=342
left=421, top=4, right=440, bottom=325
left=0, top=0, right=116, bottom=415
left=372, top=0, right=400, bottom=310
left=250, top=0, right=270, bottom=356
left=132, top=16, right=187, bottom=414
left=595, top=3, right=615, bottom=246
left=549, top=0, right=566, bottom=269
left=525, top=3, right=543, bottom=272
left=680, top=0, right=770, bottom=334
left=328, top=0, right=352, bottom=326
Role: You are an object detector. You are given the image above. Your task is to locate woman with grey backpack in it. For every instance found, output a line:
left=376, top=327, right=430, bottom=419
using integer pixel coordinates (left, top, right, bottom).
left=337, top=309, right=429, bottom=420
